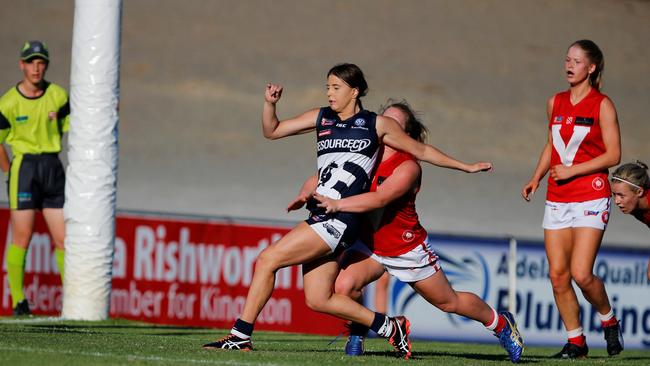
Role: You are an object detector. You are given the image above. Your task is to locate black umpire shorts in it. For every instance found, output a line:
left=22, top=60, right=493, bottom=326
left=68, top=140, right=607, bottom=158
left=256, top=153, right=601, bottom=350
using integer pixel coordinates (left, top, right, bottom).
left=8, top=153, right=65, bottom=210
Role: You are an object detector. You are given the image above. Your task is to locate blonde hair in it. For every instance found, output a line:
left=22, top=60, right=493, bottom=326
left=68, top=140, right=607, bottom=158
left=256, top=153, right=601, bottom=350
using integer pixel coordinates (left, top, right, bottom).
left=611, top=161, right=649, bottom=191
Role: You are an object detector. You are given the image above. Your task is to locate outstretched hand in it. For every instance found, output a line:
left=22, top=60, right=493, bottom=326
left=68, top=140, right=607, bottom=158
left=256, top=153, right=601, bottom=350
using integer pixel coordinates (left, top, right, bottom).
left=265, top=83, right=283, bottom=104
left=313, top=192, right=340, bottom=214
left=286, top=193, right=309, bottom=212
left=466, top=162, right=493, bottom=173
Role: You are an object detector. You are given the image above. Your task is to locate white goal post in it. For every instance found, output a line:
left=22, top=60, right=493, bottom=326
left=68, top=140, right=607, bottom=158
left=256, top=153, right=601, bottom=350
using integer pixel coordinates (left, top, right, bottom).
left=62, top=0, right=122, bottom=320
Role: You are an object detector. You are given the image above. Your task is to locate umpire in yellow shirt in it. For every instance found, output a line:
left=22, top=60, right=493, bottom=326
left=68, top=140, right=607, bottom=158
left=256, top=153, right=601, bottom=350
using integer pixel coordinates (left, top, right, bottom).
left=0, top=41, right=69, bottom=315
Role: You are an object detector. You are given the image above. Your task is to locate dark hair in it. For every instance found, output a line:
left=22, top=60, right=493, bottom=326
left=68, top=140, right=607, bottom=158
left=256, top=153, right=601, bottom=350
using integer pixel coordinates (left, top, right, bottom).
left=611, top=160, right=650, bottom=191
left=379, top=99, right=428, bottom=143
left=327, top=63, right=368, bottom=108
left=570, top=39, right=604, bottom=91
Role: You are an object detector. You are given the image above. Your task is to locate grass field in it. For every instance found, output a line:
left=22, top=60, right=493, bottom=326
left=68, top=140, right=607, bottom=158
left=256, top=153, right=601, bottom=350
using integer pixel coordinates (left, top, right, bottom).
left=0, top=318, right=648, bottom=365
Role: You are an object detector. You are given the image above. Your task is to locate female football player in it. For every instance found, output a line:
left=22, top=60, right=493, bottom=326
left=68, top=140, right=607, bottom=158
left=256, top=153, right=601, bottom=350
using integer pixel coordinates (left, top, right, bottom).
left=203, top=64, right=491, bottom=360
left=522, top=40, right=623, bottom=358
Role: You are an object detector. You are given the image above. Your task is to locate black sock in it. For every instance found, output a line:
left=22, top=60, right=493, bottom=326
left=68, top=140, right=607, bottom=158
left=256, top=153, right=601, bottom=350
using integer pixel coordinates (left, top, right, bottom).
left=369, top=312, right=387, bottom=334
left=233, top=318, right=254, bottom=337
left=349, top=321, right=369, bottom=337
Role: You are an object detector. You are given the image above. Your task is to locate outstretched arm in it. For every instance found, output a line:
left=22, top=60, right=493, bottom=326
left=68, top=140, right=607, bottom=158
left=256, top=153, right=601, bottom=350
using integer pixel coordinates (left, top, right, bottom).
left=313, top=160, right=420, bottom=214
left=262, top=83, right=319, bottom=139
left=377, top=115, right=492, bottom=173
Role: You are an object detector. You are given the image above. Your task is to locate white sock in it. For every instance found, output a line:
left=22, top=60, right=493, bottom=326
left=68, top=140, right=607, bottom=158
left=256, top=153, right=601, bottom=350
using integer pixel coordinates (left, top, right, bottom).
left=377, top=317, right=394, bottom=338
left=231, top=328, right=250, bottom=340
left=484, top=307, right=499, bottom=331
left=598, top=309, right=614, bottom=322
left=567, top=327, right=584, bottom=339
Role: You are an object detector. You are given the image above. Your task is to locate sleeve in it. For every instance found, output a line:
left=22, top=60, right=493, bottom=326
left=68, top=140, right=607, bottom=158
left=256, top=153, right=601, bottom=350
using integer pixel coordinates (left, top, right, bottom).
left=0, top=110, right=11, bottom=144
left=58, top=99, right=70, bottom=133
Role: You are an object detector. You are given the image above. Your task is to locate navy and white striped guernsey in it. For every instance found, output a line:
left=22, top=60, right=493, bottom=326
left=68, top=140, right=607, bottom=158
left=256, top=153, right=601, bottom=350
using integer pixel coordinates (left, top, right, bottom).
left=305, top=107, right=380, bottom=247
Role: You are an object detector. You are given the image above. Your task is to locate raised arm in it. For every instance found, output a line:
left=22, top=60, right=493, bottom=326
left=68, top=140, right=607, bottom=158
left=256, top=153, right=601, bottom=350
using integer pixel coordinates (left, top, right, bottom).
left=313, top=160, right=421, bottom=214
left=262, top=83, right=319, bottom=140
left=376, top=115, right=492, bottom=173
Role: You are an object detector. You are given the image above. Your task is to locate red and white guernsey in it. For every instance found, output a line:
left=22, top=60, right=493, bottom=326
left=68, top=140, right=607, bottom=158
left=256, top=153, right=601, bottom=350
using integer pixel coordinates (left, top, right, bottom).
left=547, top=88, right=611, bottom=202
left=368, top=151, right=428, bottom=257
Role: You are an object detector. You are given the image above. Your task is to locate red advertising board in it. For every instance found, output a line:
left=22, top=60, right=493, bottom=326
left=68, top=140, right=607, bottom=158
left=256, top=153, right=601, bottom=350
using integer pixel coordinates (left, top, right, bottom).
left=0, top=209, right=344, bottom=335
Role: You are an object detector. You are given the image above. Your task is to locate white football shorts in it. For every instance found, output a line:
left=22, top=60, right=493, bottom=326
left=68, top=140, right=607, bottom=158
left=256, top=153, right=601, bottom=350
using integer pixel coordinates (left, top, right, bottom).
left=349, top=236, right=441, bottom=283
left=542, top=197, right=611, bottom=230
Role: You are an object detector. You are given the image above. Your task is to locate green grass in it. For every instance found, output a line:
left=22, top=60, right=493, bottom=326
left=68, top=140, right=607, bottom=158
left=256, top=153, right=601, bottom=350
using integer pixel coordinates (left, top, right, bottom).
left=0, top=318, right=648, bottom=365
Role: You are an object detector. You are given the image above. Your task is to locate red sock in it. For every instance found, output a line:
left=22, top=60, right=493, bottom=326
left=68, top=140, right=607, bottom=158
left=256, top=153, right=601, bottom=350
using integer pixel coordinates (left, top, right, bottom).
left=601, top=317, right=618, bottom=328
left=568, top=335, right=586, bottom=347
left=493, top=314, right=507, bottom=334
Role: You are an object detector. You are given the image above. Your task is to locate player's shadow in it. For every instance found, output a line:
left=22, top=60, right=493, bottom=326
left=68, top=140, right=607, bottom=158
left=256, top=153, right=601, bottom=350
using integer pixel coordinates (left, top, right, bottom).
left=405, top=350, right=538, bottom=363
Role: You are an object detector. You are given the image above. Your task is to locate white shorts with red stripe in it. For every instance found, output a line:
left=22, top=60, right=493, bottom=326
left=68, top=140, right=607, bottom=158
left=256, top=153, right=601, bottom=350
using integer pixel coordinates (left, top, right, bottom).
left=349, top=236, right=441, bottom=283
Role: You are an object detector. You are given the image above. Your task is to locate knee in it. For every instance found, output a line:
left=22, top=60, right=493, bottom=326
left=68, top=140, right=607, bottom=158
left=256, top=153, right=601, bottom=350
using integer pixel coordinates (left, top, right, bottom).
left=254, top=248, right=282, bottom=274
left=334, top=276, right=361, bottom=299
left=572, top=271, right=595, bottom=289
left=305, top=293, right=330, bottom=313
left=549, top=270, right=572, bottom=292
left=430, top=292, right=459, bottom=314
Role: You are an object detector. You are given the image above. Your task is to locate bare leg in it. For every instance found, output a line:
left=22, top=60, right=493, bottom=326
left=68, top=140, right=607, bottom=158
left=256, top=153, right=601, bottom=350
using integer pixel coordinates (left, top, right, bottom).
left=545, top=228, right=581, bottom=331
left=303, top=255, right=378, bottom=326
left=570, top=228, right=611, bottom=314
left=374, top=273, right=390, bottom=313
left=411, top=269, right=494, bottom=324
left=42, top=208, right=65, bottom=250
left=10, top=209, right=36, bottom=248
left=334, top=249, right=385, bottom=303
left=239, top=222, right=331, bottom=323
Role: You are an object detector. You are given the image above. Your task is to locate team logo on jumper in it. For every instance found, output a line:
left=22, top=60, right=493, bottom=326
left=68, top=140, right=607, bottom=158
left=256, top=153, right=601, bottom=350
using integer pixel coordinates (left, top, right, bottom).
left=321, top=118, right=336, bottom=126
left=323, top=223, right=341, bottom=239
left=601, top=210, right=610, bottom=224
left=592, top=177, right=605, bottom=191
left=402, top=230, right=415, bottom=242
left=554, top=116, right=563, bottom=123
left=584, top=210, right=599, bottom=216
left=318, top=129, right=332, bottom=137
left=317, top=138, right=372, bottom=153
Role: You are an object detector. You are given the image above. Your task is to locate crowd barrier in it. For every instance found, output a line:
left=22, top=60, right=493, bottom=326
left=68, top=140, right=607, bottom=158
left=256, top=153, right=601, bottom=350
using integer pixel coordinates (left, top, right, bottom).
left=0, top=208, right=648, bottom=348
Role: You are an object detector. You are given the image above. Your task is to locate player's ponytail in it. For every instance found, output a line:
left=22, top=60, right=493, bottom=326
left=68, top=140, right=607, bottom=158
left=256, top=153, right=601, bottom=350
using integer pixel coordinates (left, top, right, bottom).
left=379, top=99, right=428, bottom=143
left=571, top=40, right=604, bottom=91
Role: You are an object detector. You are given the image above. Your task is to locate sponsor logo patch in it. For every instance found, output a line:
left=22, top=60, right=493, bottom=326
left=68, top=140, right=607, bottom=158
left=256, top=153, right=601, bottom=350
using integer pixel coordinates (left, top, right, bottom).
left=354, top=118, right=366, bottom=127
left=554, top=116, right=563, bottom=123
left=17, top=192, right=32, bottom=202
left=317, top=138, right=372, bottom=153
left=323, top=222, right=341, bottom=239
left=575, top=116, right=594, bottom=126
left=566, top=116, right=574, bottom=125
left=584, top=210, right=599, bottom=216
left=336, top=123, right=347, bottom=128
left=16, top=116, right=28, bottom=124
left=321, top=118, right=336, bottom=126
left=318, top=129, right=332, bottom=137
